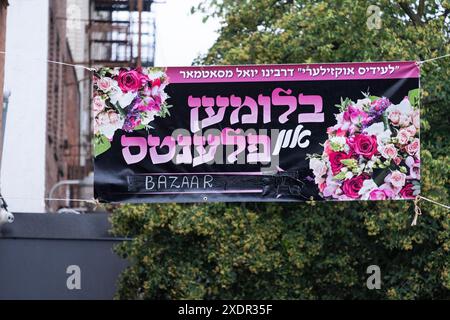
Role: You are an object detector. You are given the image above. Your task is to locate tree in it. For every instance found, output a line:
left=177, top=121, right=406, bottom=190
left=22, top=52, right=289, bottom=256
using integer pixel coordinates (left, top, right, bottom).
left=111, top=0, right=450, bottom=299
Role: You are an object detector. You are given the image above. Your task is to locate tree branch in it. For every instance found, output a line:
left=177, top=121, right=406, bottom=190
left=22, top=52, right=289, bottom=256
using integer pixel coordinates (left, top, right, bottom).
left=417, top=0, right=425, bottom=18
left=398, top=1, right=423, bottom=26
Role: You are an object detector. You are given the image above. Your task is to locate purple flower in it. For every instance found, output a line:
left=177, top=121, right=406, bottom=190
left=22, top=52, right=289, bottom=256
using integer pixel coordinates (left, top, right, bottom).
left=122, top=106, right=142, bottom=132
left=369, top=97, right=391, bottom=118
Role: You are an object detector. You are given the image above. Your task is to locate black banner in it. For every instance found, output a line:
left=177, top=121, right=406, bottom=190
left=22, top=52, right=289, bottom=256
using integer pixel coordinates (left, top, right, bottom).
left=93, top=62, right=420, bottom=203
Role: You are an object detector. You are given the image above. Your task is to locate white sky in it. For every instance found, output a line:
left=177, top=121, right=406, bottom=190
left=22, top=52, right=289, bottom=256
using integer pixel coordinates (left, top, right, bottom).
left=152, top=0, right=220, bottom=66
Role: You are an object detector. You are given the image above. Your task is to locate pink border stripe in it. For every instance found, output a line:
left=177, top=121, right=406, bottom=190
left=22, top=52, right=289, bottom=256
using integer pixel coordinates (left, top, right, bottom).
left=165, top=61, right=419, bottom=83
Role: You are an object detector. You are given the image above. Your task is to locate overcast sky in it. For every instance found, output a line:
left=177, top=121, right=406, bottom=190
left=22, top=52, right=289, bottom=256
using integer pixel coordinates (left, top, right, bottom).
left=152, top=0, right=220, bottom=66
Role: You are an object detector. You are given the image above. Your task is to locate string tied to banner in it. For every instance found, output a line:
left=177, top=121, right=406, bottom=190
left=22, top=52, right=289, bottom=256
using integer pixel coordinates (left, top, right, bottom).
left=0, top=51, right=96, bottom=72
left=417, top=53, right=450, bottom=66
left=412, top=195, right=450, bottom=226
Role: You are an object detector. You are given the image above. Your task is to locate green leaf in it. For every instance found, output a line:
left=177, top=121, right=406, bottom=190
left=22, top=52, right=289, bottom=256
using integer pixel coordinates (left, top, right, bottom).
left=369, top=96, right=380, bottom=102
left=94, top=135, right=111, bottom=157
left=134, top=124, right=145, bottom=131
left=340, top=159, right=357, bottom=167
left=408, top=88, right=420, bottom=107
left=333, top=172, right=346, bottom=180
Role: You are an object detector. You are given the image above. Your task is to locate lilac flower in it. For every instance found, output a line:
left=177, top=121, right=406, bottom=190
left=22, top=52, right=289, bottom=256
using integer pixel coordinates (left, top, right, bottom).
left=122, top=106, right=142, bottom=132
left=369, top=97, right=391, bottom=118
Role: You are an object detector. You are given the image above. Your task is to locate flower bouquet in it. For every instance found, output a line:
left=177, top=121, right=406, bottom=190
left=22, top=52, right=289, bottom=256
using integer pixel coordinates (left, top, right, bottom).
left=92, top=67, right=171, bottom=157
left=309, top=89, right=420, bottom=200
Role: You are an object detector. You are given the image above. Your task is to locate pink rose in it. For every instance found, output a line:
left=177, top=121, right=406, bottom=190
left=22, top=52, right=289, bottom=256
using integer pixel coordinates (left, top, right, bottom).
left=399, top=183, right=415, bottom=199
left=328, top=151, right=353, bottom=175
left=92, top=96, right=105, bottom=113
left=397, top=129, right=410, bottom=145
left=342, top=174, right=370, bottom=199
left=405, top=125, right=417, bottom=137
left=348, top=134, right=378, bottom=159
left=369, top=189, right=394, bottom=200
left=96, top=112, right=109, bottom=125
left=399, top=114, right=411, bottom=127
left=97, top=77, right=114, bottom=92
left=379, top=144, right=397, bottom=159
left=117, top=70, right=146, bottom=92
left=393, top=157, right=402, bottom=165
left=107, top=110, right=120, bottom=124
left=388, top=170, right=406, bottom=189
left=388, top=110, right=401, bottom=125
left=406, top=138, right=420, bottom=156
left=406, top=156, right=420, bottom=179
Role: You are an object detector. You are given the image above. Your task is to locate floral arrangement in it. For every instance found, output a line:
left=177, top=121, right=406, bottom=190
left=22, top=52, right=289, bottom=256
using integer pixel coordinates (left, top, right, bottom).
left=93, top=67, right=171, bottom=157
left=309, top=89, right=420, bottom=200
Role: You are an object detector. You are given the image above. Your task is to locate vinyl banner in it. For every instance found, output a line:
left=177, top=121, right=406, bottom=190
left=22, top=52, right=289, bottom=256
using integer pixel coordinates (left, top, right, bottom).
left=93, top=61, right=420, bottom=203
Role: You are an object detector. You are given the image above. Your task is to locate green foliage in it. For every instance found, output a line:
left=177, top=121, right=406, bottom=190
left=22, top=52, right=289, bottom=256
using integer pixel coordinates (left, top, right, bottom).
left=111, top=0, right=450, bottom=299
left=94, top=134, right=111, bottom=157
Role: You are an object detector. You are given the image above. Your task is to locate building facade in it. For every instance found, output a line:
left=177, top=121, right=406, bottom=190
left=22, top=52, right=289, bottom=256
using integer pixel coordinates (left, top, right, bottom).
left=1, top=0, right=90, bottom=212
left=46, top=0, right=89, bottom=211
left=1, top=0, right=50, bottom=212
left=0, top=0, right=8, bottom=164
left=1, top=0, right=155, bottom=212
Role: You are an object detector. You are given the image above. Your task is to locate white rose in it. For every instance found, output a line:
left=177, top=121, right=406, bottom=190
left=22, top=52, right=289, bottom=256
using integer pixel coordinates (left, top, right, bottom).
left=363, top=122, right=392, bottom=144
left=330, top=136, right=346, bottom=146
left=354, top=98, right=371, bottom=109
left=309, top=158, right=328, bottom=179
left=97, top=112, right=124, bottom=140
left=387, top=98, right=413, bottom=117
left=110, top=87, right=137, bottom=109
left=359, top=179, right=378, bottom=199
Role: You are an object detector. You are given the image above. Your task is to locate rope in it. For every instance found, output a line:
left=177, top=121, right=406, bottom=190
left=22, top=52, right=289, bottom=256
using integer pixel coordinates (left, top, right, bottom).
left=0, top=51, right=96, bottom=72
left=418, top=195, right=450, bottom=209
left=417, top=53, right=450, bottom=65
left=411, top=195, right=450, bottom=226
left=4, top=196, right=98, bottom=205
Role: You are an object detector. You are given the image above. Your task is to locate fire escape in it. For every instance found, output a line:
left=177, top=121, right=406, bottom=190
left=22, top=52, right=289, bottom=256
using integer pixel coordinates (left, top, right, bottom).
left=88, top=0, right=155, bottom=68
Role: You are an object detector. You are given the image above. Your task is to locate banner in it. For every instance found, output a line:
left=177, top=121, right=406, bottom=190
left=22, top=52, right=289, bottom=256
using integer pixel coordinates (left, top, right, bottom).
left=93, top=61, right=420, bottom=203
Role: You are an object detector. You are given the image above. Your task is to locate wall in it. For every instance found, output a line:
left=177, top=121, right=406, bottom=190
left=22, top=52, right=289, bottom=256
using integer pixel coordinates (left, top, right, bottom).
left=0, top=212, right=128, bottom=299
left=45, top=0, right=94, bottom=211
left=0, top=1, right=8, bottom=164
left=66, top=0, right=92, bottom=171
left=1, top=0, right=49, bottom=212
left=46, top=0, right=85, bottom=211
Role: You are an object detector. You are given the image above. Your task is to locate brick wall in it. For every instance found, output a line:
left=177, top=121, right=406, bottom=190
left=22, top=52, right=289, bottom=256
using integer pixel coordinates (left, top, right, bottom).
left=46, top=0, right=85, bottom=210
